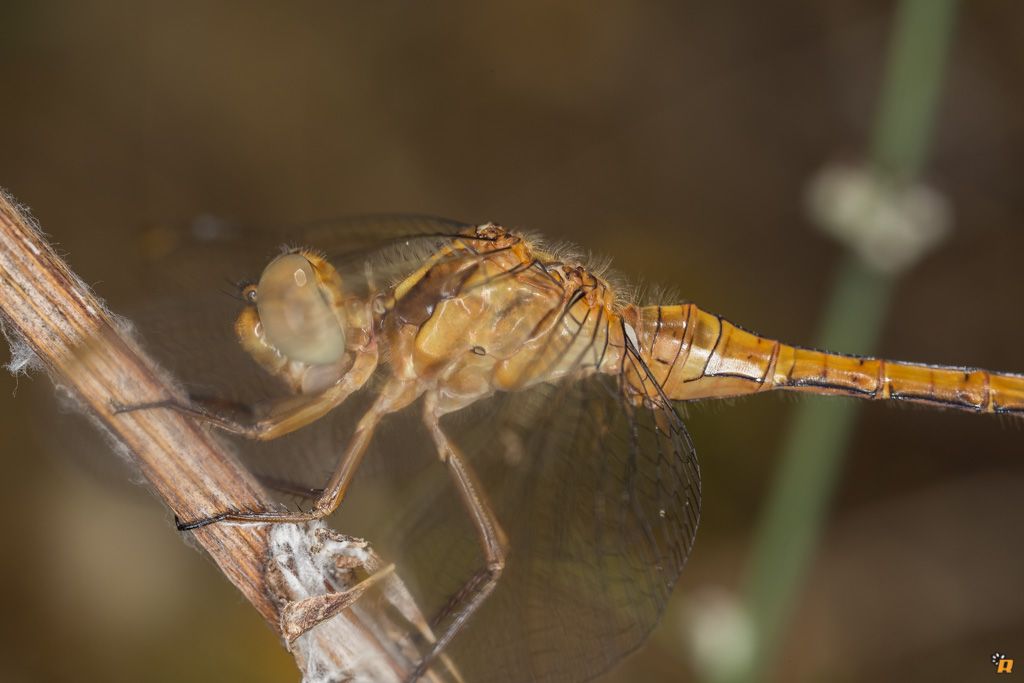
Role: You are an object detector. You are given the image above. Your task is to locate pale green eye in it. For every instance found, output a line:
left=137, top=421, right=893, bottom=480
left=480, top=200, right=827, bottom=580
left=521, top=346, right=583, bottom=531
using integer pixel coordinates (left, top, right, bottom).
left=256, top=253, right=346, bottom=365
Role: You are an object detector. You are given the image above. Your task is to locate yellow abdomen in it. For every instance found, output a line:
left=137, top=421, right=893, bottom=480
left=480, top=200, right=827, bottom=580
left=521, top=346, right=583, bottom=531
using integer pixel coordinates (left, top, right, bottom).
left=624, top=303, right=1024, bottom=415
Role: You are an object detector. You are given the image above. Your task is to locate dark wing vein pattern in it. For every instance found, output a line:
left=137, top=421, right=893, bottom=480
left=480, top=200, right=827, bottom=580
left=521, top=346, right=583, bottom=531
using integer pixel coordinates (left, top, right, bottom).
left=116, top=216, right=701, bottom=682
left=366, top=333, right=701, bottom=682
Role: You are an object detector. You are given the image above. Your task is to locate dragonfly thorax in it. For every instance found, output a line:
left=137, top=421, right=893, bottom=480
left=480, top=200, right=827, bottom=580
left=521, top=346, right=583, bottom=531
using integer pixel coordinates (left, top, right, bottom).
left=381, top=227, right=628, bottom=414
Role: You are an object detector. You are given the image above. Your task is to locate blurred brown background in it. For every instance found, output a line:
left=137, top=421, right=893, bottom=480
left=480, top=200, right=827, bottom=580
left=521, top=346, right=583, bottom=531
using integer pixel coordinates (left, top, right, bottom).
left=0, top=2, right=1022, bottom=682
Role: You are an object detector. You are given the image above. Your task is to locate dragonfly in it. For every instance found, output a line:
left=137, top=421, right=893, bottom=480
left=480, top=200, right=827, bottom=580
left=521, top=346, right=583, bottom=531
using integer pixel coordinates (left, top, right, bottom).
left=116, top=215, right=1024, bottom=683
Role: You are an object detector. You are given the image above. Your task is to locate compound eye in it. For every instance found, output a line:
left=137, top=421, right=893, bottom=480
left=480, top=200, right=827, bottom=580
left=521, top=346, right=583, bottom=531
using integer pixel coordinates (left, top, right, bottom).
left=255, top=253, right=346, bottom=365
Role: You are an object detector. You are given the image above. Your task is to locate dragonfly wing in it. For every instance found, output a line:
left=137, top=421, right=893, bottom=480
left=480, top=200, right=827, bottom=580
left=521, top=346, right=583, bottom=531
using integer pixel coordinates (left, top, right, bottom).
left=139, top=213, right=476, bottom=295
left=63, top=214, right=702, bottom=682
left=357, top=354, right=702, bottom=682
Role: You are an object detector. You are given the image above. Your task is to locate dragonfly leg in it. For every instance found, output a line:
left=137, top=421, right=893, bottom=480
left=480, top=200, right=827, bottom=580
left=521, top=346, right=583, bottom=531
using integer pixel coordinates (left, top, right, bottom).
left=172, top=379, right=417, bottom=531
left=407, top=400, right=509, bottom=682
left=112, top=394, right=273, bottom=438
left=112, top=350, right=378, bottom=441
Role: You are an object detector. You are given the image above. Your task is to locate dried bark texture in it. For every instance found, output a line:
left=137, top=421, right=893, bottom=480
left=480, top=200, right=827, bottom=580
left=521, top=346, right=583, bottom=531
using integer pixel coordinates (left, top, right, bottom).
left=0, top=192, right=447, bottom=683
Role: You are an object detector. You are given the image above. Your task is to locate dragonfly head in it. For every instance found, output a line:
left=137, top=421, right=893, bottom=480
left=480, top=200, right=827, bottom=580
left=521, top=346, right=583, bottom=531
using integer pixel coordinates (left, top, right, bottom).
left=235, top=249, right=349, bottom=381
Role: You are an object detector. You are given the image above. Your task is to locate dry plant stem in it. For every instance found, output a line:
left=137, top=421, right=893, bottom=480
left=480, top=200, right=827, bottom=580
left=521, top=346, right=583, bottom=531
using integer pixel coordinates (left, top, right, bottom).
left=0, top=193, right=431, bottom=682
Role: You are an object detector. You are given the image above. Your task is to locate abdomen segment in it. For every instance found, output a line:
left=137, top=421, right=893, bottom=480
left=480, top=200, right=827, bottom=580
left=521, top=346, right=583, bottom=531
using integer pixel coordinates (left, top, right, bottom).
left=624, top=304, right=1024, bottom=416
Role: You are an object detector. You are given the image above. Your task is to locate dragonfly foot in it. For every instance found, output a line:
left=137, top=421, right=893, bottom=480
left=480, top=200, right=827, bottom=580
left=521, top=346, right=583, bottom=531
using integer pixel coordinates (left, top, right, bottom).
left=174, top=507, right=322, bottom=530
left=175, top=512, right=232, bottom=531
left=110, top=398, right=178, bottom=415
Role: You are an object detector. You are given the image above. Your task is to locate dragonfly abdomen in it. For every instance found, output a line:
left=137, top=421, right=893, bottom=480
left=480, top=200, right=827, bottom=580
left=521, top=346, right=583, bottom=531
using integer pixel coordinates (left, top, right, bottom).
left=627, top=304, right=1024, bottom=416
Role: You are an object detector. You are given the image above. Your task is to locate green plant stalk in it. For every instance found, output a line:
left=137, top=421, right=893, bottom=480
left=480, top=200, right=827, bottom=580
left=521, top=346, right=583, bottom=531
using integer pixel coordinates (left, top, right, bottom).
left=725, top=1, right=959, bottom=681
left=736, top=259, right=892, bottom=683
left=871, top=0, right=960, bottom=179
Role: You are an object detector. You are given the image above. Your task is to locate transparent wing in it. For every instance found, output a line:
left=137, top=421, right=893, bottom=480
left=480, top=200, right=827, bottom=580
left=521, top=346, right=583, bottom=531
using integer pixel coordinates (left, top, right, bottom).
left=67, top=215, right=702, bottom=683
left=345, top=352, right=702, bottom=683
left=138, top=213, right=476, bottom=298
